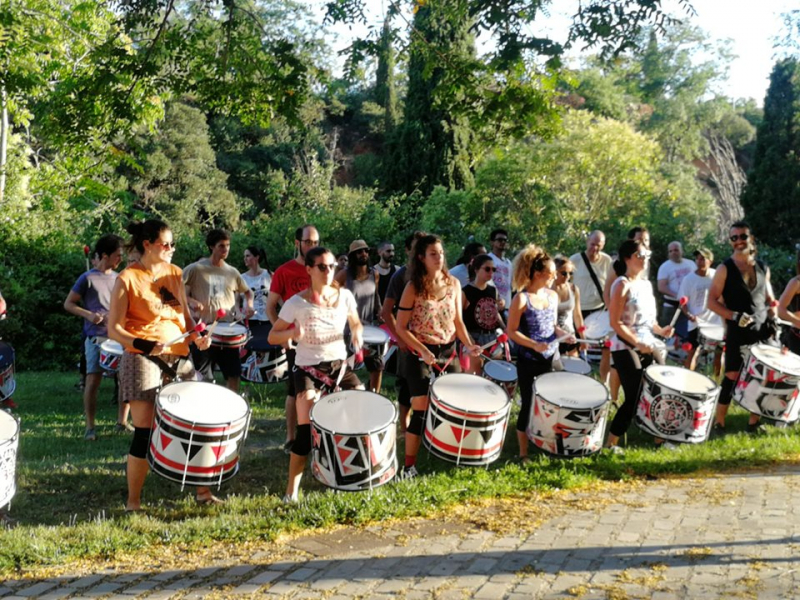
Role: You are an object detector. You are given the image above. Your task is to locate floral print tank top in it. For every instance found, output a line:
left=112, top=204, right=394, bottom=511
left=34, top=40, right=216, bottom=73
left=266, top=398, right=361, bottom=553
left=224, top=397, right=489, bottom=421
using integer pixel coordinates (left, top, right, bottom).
left=409, top=284, right=457, bottom=345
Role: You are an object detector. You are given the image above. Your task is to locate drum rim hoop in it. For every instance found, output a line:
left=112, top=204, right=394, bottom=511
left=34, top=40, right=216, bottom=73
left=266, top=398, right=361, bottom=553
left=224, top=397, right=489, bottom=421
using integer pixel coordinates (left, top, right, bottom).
left=310, top=390, right=398, bottom=435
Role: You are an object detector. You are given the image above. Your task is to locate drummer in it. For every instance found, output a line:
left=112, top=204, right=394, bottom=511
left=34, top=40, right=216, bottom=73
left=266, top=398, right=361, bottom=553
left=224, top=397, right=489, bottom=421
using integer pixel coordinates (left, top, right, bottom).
left=778, top=247, right=800, bottom=356
left=183, top=229, right=254, bottom=393
left=552, top=256, right=583, bottom=358
left=707, top=221, right=777, bottom=435
left=396, top=234, right=480, bottom=478
left=461, top=254, right=505, bottom=373
left=508, top=245, right=576, bottom=462
left=268, top=247, right=364, bottom=503
left=678, top=247, right=722, bottom=373
left=64, top=234, right=130, bottom=440
left=240, top=246, right=273, bottom=348
left=107, top=219, right=218, bottom=510
left=336, top=239, right=384, bottom=393
left=605, top=239, right=674, bottom=453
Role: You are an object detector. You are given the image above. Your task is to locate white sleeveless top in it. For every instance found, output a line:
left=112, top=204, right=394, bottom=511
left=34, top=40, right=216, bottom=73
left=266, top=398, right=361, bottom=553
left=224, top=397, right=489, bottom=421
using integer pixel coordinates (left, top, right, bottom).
left=609, top=276, right=657, bottom=352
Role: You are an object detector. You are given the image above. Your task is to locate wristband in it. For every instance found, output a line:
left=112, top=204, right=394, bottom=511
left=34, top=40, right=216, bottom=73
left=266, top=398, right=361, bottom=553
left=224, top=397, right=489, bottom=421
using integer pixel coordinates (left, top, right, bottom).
left=132, top=338, right=157, bottom=355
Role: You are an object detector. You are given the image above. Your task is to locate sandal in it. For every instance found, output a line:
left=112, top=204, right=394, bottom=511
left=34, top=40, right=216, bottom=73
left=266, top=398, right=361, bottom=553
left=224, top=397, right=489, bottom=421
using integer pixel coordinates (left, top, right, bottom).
left=196, top=493, right=224, bottom=506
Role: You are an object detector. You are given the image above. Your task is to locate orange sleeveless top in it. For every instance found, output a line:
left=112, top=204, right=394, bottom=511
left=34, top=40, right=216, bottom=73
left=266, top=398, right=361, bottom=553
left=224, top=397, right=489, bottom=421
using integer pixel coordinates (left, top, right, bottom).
left=118, top=263, right=190, bottom=355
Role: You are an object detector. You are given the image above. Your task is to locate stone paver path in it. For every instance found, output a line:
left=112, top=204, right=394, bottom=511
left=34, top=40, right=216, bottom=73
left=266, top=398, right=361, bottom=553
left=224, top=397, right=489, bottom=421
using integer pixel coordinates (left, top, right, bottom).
left=2, top=468, right=799, bottom=599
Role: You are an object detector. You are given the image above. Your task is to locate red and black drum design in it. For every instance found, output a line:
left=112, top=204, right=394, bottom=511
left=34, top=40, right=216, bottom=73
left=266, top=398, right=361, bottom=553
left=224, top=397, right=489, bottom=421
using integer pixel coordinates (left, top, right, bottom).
left=734, top=344, right=800, bottom=422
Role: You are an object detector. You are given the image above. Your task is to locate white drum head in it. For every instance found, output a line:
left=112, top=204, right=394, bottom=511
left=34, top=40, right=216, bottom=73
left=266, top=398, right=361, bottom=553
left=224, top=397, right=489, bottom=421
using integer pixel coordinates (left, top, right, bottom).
left=0, top=410, right=18, bottom=440
left=311, top=391, right=396, bottom=434
left=431, top=373, right=509, bottom=413
left=214, top=323, right=248, bottom=336
left=362, top=325, right=390, bottom=345
left=535, top=372, right=608, bottom=409
left=645, top=365, right=717, bottom=393
left=483, top=360, right=517, bottom=383
left=583, top=311, right=611, bottom=339
left=158, top=381, right=248, bottom=424
left=100, top=339, right=124, bottom=355
left=698, top=323, right=724, bottom=342
left=561, top=357, right=592, bottom=375
left=750, top=344, right=800, bottom=377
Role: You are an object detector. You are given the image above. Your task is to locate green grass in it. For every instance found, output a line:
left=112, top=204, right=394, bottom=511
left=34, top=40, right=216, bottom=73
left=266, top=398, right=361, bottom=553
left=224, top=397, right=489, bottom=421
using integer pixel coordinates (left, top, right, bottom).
left=1, top=368, right=799, bottom=576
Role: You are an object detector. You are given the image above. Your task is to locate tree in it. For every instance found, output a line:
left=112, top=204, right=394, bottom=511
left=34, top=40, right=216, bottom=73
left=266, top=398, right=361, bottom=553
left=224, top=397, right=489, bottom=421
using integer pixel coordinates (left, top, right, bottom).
left=740, top=58, right=800, bottom=247
left=375, top=17, right=399, bottom=132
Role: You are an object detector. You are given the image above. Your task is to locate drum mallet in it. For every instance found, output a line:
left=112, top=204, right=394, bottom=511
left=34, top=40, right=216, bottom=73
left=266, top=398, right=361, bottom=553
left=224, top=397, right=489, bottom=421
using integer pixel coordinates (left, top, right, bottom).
left=479, top=330, right=509, bottom=353
left=83, top=244, right=91, bottom=272
left=668, top=296, right=689, bottom=329
left=204, top=308, right=229, bottom=336
left=165, top=322, right=207, bottom=347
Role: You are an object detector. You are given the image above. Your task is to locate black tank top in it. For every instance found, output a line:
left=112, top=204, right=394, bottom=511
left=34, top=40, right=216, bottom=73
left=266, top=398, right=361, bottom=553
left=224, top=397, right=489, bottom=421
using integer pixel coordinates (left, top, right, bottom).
left=462, top=283, right=500, bottom=333
left=722, top=257, right=767, bottom=326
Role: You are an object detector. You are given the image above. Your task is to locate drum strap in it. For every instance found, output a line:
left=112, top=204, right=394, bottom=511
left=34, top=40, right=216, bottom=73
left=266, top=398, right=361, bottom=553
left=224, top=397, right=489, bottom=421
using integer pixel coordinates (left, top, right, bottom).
left=581, top=252, right=606, bottom=310
left=143, top=355, right=179, bottom=381
left=298, top=364, right=338, bottom=390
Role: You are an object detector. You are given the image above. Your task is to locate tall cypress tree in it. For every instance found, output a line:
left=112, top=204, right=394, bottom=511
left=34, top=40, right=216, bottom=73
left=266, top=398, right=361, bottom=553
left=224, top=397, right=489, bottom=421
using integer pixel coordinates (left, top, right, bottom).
left=741, top=58, right=800, bottom=246
left=383, top=1, right=475, bottom=201
left=375, top=18, right=398, bottom=132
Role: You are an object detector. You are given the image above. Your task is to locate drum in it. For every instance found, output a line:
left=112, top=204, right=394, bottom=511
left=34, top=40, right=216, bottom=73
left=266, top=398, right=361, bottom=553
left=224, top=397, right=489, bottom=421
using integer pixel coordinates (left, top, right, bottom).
left=0, top=341, right=15, bottom=401
left=149, top=381, right=250, bottom=487
left=210, top=323, right=251, bottom=349
left=527, top=372, right=609, bottom=457
left=733, top=344, right=800, bottom=422
left=583, top=311, right=611, bottom=363
left=483, top=360, right=517, bottom=399
left=99, top=339, right=124, bottom=373
left=0, top=409, right=19, bottom=509
left=354, top=325, right=390, bottom=370
left=636, top=365, right=719, bottom=443
left=240, top=346, right=289, bottom=384
left=560, top=356, right=592, bottom=376
left=424, top=373, right=511, bottom=466
left=311, top=390, right=397, bottom=491
left=697, top=323, right=724, bottom=349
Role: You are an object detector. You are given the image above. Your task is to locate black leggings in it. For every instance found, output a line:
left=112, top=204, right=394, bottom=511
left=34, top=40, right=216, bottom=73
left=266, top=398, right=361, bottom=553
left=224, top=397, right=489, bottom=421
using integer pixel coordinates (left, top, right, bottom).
left=609, top=348, right=658, bottom=438
left=517, top=354, right=554, bottom=432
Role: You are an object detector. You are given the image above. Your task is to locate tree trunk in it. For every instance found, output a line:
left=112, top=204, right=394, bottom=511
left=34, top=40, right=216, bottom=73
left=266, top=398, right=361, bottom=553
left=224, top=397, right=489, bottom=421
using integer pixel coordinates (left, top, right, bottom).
left=699, top=131, right=746, bottom=244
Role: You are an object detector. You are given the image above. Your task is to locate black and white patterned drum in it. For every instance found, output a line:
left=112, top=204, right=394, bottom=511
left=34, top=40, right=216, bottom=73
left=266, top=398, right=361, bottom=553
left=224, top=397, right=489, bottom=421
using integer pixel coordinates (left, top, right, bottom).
left=0, top=341, right=16, bottom=401
left=483, top=360, right=517, bottom=399
left=352, top=325, right=390, bottom=371
left=240, top=346, right=288, bottom=384
left=697, top=323, right=724, bottom=349
left=311, top=391, right=397, bottom=491
left=149, top=381, right=250, bottom=487
left=583, top=311, right=611, bottom=363
left=0, top=409, right=19, bottom=509
left=210, top=323, right=251, bottom=349
left=527, top=372, right=609, bottom=457
left=733, top=344, right=800, bottom=422
left=636, top=365, right=719, bottom=443
left=559, top=356, right=592, bottom=376
left=425, top=374, right=511, bottom=466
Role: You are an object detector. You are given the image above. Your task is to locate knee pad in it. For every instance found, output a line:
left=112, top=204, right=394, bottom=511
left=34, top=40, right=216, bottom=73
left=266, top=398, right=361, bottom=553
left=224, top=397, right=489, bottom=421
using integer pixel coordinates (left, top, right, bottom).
left=718, top=376, right=735, bottom=406
left=130, top=427, right=151, bottom=459
left=408, top=410, right=426, bottom=436
left=291, top=424, right=312, bottom=456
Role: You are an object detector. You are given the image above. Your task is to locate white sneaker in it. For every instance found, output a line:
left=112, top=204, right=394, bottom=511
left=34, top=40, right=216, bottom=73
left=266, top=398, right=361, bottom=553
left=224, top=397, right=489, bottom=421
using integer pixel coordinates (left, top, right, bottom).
left=661, top=441, right=679, bottom=451
left=401, top=465, right=419, bottom=479
left=282, top=494, right=297, bottom=504
left=605, top=445, right=625, bottom=456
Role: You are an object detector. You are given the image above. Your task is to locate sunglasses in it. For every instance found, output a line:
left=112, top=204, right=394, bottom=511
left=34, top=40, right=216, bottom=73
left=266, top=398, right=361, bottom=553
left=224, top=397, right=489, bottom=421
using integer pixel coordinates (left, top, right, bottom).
left=314, top=263, right=336, bottom=272
left=560, top=271, right=573, bottom=278
left=301, top=239, right=320, bottom=245
left=482, top=266, right=497, bottom=272
left=157, top=241, right=176, bottom=249
left=636, top=251, right=651, bottom=259
left=729, top=233, right=749, bottom=242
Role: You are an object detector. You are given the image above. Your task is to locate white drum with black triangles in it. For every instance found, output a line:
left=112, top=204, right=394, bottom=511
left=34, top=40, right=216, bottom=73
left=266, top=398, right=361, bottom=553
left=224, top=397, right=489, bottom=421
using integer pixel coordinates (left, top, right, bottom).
left=636, top=365, right=719, bottom=443
left=311, top=391, right=397, bottom=491
left=527, top=372, right=609, bottom=457
left=149, top=381, right=250, bottom=487
left=733, top=344, right=800, bottom=422
left=0, top=409, right=20, bottom=509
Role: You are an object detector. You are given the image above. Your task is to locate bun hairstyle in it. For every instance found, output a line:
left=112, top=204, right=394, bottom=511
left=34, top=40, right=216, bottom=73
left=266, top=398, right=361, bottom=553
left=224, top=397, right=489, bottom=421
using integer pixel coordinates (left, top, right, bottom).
left=468, top=254, right=493, bottom=281
left=554, top=255, right=573, bottom=271
left=125, top=220, right=169, bottom=254
left=511, top=244, right=551, bottom=291
left=613, top=239, right=641, bottom=277
left=95, top=234, right=123, bottom=260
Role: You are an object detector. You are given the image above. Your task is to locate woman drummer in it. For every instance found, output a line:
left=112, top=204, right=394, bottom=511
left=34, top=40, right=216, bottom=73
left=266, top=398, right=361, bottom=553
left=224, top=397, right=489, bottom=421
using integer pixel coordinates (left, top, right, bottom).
left=508, top=245, right=576, bottom=461
left=241, top=245, right=273, bottom=349
left=268, top=247, right=364, bottom=503
left=605, top=239, right=673, bottom=453
left=778, top=247, right=800, bottom=356
left=396, top=234, right=480, bottom=478
left=461, top=254, right=505, bottom=374
left=551, top=256, right=584, bottom=358
left=108, top=220, right=216, bottom=511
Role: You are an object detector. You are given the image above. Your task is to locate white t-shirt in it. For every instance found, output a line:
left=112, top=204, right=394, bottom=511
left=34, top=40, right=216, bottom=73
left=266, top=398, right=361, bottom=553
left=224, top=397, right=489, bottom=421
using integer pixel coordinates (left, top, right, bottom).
left=569, top=252, right=613, bottom=311
left=488, top=253, right=513, bottom=308
left=449, top=264, right=470, bottom=288
left=241, top=270, right=272, bottom=322
left=657, top=258, right=695, bottom=303
left=677, top=269, right=721, bottom=332
left=277, top=289, right=358, bottom=366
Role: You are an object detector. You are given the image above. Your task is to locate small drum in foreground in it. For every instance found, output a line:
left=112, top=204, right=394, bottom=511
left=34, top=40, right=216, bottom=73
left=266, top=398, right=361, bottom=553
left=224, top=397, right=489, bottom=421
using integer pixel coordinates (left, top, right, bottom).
left=583, top=311, right=611, bottom=363
left=637, top=365, right=719, bottom=443
left=528, top=372, right=609, bottom=457
left=425, top=373, right=511, bottom=466
left=0, top=409, right=19, bottom=509
left=0, top=341, right=16, bottom=402
left=559, top=356, right=592, bottom=376
left=483, top=360, right=518, bottom=399
left=210, top=323, right=251, bottom=349
left=99, top=339, right=124, bottom=373
left=733, top=344, right=800, bottom=422
left=149, top=381, right=250, bottom=487
left=240, top=346, right=289, bottom=384
left=353, top=325, right=390, bottom=370
left=697, top=323, right=724, bottom=350
left=311, top=391, right=397, bottom=491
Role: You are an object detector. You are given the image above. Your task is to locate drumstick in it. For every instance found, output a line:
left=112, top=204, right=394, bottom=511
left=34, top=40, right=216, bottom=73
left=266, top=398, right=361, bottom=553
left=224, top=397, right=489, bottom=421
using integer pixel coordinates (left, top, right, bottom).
left=165, top=322, right=206, bottom=347
left=83, top=245, right=91, bottom=272
left=479, top=331, right=508, bottom=352
left=204, top=308, right=229, bottom=336
left=669, top=296, right=688, bottom=328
